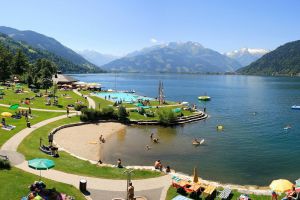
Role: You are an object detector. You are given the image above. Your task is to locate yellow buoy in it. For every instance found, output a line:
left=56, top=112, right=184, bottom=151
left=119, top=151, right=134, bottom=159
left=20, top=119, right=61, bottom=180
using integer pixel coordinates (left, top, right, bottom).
left=217, top=125, right=224, bottom=131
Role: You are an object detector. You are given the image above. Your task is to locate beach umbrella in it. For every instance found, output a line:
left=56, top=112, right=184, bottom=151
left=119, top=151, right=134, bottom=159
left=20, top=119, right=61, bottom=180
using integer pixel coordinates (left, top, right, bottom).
left=28, top=158, right=55, bottom=180
left=9, top=104, right=19, bottom=110
left=296, top=179, right=300, bottom=187
left=270, top=179, right=294, bottom=192
left=193, top=167, right=199, bottom=183
left=1, top=112, right=12, bottom=118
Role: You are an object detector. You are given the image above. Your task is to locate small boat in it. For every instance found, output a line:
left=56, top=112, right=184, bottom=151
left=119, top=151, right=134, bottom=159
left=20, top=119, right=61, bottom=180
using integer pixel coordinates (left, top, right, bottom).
left=198, top=96, right=211, bottom=101
left=291, top=105, right=300, bottom=110
left=192, top=139, right=205, bottom=145
left=284, top=125, right=292, bottom=130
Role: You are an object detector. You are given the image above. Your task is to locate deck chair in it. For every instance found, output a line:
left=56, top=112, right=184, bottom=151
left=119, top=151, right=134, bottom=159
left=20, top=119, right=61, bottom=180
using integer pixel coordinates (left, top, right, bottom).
left=218, top=188, right=231, bottom=199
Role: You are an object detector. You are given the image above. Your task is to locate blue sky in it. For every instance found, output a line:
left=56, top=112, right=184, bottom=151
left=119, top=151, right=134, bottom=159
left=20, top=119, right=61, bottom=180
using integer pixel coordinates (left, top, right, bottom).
left=0, top=0, right=299, bottom=56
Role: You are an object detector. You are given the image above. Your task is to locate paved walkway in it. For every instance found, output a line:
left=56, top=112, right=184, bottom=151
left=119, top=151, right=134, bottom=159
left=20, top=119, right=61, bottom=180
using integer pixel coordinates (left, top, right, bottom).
left=73, top=89, right=96, bottom=109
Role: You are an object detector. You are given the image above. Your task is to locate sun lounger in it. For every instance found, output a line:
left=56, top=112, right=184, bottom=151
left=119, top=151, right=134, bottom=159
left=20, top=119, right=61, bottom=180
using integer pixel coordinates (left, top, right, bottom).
left=1, top=125, right=16, bottom=131
left=202, top=185, right=216, bottom=198
left=218, top=188, right=232, bottom=199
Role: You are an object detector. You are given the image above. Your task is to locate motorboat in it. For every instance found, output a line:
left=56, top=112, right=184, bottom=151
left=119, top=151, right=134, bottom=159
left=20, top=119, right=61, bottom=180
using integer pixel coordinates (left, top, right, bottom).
left=291, top=105, right=300, bottom=110
left=198, top=96, right=211, bottom=101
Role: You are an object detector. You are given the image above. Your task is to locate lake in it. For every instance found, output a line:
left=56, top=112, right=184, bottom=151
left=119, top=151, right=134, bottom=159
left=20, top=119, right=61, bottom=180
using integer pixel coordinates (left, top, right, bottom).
left=71, top=73, right=300, bottom=186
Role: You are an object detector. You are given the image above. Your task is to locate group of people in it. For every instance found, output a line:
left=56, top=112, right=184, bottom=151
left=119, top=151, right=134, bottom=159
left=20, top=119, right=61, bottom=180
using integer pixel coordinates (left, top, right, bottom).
left=26, top=181, right=46, bottom=200
left=14, top=108, right=32, bottom=121
left=272, top=186, right=299, bottom=200
left=154, top=160, right=171, bottom=173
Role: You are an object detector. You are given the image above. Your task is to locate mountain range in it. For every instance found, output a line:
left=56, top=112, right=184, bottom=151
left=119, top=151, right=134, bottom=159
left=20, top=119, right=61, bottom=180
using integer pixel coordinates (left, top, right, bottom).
left=238, top=40, right=300, bottom=75
left=78, top=50, right=119, bottom=66
left=225, top=48, right=269, bottom=66
left=0, top=26, right=102, bottom=73
left=101, top=42, right=242, bottom=73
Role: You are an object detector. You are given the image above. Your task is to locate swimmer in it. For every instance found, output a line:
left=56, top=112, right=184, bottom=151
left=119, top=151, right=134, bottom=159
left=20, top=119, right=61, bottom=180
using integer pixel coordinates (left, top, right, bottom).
left=145, top=145, right=151, bottom=150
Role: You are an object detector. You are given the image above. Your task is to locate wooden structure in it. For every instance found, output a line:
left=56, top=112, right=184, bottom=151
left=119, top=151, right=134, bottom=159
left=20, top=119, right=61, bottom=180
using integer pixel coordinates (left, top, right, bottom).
left=158, top=80, right=165, bottom=105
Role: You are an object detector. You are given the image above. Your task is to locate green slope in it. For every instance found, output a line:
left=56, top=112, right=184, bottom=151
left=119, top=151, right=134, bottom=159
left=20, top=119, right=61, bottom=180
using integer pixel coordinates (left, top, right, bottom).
left=238, top=40, right=300, bottom=75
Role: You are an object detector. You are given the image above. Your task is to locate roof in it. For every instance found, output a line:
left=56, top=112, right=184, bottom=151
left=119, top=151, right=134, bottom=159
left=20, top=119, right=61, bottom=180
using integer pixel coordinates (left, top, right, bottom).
left=52, top=74, right=78, bottom=84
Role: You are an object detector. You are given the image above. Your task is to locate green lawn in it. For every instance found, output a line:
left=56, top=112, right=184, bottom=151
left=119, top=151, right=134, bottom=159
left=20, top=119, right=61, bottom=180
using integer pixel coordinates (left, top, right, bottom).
left=0, top=168, right=85, bottom=200
left=128, top=106, right=196, bottom=121
left=0, top=84, right=87, bottom=110
left=0, top=107, right=63, bottom=147
left=165, top=186, right=284, bottom=200
left=18, top=116, right=162, bottom=179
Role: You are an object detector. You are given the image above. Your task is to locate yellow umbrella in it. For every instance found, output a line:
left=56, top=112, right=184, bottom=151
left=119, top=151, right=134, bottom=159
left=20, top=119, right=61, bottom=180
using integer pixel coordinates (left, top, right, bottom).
left=270, top=179, right=294, bottom=192
left=1, top=112, right=12, bottom=118
left=193, top=167, right=199, bottom=183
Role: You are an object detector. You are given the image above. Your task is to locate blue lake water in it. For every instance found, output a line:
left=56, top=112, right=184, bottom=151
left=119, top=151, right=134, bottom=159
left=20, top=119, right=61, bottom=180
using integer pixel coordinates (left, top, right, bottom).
left=71, top=73, right=300, bottom=186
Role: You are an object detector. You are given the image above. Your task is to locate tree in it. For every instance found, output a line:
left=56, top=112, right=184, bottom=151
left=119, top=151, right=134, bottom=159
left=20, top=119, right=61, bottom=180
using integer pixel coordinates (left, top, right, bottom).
left=11, top=49, right=29, bottom=76
left=32, top=59, right=57, bottom=91
left=0, top=44, right=13, bottom=83
left=118, top=106, right=129, bottom=122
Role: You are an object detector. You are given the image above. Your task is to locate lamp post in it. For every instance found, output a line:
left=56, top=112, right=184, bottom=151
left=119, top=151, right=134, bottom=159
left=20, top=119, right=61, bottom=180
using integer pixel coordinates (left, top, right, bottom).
left=123, top=169, right=134, bottom=200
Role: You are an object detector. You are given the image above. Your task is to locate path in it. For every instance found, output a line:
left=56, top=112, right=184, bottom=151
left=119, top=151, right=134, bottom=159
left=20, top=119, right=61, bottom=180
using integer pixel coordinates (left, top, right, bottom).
left=73, top=89, right=96, bottom=109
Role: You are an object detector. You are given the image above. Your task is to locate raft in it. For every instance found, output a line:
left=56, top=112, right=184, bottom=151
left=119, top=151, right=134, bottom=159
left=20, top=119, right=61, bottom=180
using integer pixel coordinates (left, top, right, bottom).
left=198, top=96, right=211, bottom=101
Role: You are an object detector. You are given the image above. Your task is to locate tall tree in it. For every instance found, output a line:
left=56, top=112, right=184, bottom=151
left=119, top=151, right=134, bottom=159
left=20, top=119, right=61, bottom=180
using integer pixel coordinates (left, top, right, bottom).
left=0, top=44, right=13, bottom=82
left=40, top=59, right=57, bottom=93
left=12, top=49, right=29, bottom=76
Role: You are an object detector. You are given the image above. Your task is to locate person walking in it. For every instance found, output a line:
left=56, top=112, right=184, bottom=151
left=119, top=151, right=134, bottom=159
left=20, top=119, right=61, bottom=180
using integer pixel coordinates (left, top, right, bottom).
left=48, top=133, right=53, bottom=146
left=66, top=106, right=69, bottom=117
left=128, top=182, right=134, bottom=200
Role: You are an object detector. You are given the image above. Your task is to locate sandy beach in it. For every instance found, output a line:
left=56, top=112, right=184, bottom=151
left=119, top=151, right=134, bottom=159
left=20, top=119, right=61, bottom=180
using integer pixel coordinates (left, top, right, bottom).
left=54, top=122, right=126, bottom=161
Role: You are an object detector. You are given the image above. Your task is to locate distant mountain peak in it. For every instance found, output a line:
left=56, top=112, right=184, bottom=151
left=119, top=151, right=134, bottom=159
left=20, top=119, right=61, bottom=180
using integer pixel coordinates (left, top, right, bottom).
left=225, top=48, right=269, bottom=66
left=102, top=41, right=241, bottom=73
left=78, top=49, right=119, bottom=66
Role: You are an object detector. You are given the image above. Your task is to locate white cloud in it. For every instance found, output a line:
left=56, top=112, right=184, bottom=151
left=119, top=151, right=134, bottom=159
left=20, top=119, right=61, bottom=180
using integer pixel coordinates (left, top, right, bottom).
left=150, top=38, right=158, bottom=44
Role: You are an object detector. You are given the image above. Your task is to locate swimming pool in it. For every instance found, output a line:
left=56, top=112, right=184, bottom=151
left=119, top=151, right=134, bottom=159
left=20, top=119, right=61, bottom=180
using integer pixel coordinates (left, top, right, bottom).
left=95, top=92, right=153, bottom=103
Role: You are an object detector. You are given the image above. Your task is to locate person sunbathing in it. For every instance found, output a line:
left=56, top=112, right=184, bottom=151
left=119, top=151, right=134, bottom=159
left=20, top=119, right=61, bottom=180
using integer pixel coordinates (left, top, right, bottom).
left=287, top=186, right=297, bottom=200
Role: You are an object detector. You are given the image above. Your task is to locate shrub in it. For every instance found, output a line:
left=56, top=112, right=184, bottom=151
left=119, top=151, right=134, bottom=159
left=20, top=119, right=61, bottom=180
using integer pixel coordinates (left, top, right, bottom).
left=158, top=110, right=177, bottom=125
left=118, top=106, right=129, bottom=122
left=80, top=107, right=118, bottom=121
left=74, top=104, right=87, bottom=111
left=0, top=158, right=11, bottom=170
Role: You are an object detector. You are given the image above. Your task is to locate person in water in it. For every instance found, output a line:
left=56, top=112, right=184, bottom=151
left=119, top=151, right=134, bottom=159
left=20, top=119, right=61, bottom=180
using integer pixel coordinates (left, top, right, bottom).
left=154, top=160, right=163, bottom=171
left=150, top=132, right=154, bottom=139
left=145, top=145, right=151, bottom=150
left=193, top=138, right=199, bottom=143
left=153, top=138, right=159, bottom=143
left=117, top=158, right=123, bottom=168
